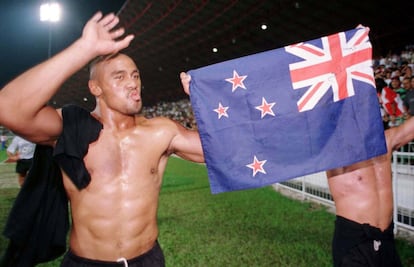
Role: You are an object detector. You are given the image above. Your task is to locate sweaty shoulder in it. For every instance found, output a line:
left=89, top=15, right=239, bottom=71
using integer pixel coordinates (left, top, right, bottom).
left=137, top=116, right=186, bottom=155
left=139, top=116, right=181, bottom=130
left=136, top=116, right=184, bottom=140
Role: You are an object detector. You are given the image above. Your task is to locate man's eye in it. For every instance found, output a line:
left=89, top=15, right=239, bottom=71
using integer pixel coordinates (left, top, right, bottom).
left=115, top=75, right=123, bottom=80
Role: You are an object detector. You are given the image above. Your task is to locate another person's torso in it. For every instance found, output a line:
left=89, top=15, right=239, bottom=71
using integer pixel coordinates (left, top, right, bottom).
left=16, top=139, right=35, bottom=159
left=326, top=153, right=393, bottom=231
left=7, top=137, right=35, bottom=159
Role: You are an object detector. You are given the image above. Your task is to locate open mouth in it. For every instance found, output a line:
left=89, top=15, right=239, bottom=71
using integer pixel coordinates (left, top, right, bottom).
left=129, top=91, right=141, bottom=101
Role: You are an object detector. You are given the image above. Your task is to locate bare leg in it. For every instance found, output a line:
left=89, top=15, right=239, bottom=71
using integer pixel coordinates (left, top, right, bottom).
left=17, top=173, right=25, bottom=187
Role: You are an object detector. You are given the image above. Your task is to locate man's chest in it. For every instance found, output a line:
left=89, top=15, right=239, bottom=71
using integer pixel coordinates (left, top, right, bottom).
left=83, top=130, right=169, bottom=177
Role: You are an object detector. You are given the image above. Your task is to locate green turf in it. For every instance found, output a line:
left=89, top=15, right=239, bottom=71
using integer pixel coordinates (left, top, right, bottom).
left=0, top=157, right=413, bottom=266
left=0, top=149, right=7, bottom=162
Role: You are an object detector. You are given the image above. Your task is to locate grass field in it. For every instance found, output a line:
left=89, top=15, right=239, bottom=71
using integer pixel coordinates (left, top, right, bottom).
left=0, top=157, right=413, bottom=266
left=0, top=149, right=7, bottom=162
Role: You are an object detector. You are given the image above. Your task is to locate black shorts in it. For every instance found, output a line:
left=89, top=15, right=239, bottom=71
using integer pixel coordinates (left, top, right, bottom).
left=332, top=216, right=402, bottom=267
left=15, top=159, right=33, bottom=175
left=61, top=241, right=165, bottom=267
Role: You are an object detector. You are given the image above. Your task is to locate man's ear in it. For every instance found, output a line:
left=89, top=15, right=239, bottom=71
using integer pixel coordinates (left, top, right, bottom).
left=88, top=80, right=102, bottom=96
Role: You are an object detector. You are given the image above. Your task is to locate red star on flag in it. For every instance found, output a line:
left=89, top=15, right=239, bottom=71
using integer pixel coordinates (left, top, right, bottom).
left=255, top=97, right=276, bottom=118
left=213, top=102, right=229, bottom=119
left=246, top=156, right=267, bottom=177
left=225, top=70, right=247, bottom=92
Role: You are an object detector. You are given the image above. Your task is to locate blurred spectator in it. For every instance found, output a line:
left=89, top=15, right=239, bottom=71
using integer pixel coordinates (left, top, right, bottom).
left=6, top=135, right=36, bottom=187
left=0, top=133, right=7, bottom=150
left=411, top=76, right=414, bottom=90
left=378, top=80, right=405, bottom=128
left=391, top=76, right=406, bottom=100
left=376, top=78, right=390, bottom=130
left=384, top=69, right=392, bottom=86
left=401, top=64, right=412, bottom=79
left=403, top=77, right=414, bottom=116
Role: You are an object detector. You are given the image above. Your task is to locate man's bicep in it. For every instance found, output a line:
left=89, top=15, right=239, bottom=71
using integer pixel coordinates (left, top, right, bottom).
left=14, top=107, right=63, bottom=145
left=170, top=123, right=204, bottom=163
left=390, top=117, right=414, bottom=150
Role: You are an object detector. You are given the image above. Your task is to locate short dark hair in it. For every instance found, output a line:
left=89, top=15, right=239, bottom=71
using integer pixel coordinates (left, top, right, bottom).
left=88, top=53, right=120, bottom=79
left=375, top=78, right=387, bottom=93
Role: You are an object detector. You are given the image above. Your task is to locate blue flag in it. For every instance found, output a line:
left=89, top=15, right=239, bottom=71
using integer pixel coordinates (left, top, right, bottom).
left=188, top=26, right=386, bottom=194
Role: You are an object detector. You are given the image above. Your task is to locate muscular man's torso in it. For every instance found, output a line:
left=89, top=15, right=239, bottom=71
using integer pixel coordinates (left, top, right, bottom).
left=62, top=116, right=174, bottom=260
left=326, top=153, right=393, bottom=231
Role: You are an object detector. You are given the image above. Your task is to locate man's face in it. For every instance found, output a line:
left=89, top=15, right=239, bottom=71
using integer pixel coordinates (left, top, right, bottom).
left=402, top=79, right=411, bottom=90
left=391, top=78, right=400, bottom=89
left=94, top=54, right=142, bottom=115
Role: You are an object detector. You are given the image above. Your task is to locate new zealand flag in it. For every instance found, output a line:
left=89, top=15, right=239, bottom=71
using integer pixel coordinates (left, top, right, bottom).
left=188, top=26, right=386, bottom=194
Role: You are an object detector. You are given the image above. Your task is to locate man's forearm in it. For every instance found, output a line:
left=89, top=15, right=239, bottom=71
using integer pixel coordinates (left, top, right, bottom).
left=0, top=39, right=95, bottom=114
left=0, top=12, right=133, bottom=138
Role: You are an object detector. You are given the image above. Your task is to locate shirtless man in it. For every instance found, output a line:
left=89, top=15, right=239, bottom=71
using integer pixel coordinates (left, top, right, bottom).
left=326, top=117, right=414, bottom=266
left=0, top=12, right=203, bottom=266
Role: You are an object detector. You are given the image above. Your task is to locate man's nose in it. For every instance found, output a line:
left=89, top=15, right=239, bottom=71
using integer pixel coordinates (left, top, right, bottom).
left=126, top=77, right=139, bottom=89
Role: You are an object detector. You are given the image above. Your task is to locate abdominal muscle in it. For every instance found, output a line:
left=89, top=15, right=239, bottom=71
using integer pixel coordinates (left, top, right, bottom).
left=63, top=169, right=161, bottom=260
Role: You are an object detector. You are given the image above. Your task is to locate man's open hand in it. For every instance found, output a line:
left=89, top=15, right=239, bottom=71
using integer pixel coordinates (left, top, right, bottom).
left=81, top=12, right=134, bottom=56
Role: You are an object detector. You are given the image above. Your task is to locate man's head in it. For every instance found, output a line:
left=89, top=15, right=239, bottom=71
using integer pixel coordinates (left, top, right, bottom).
left=390, top=76, right=401, bottom=89
left=88, top=53, right=142, bottom=115
left=402, top=77, right=412, bottom=90
left=375, top=78, right=387, bottom=93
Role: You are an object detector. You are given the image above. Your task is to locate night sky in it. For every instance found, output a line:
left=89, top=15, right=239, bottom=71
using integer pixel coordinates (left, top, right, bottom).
left=0, top=0, right=125, bottom=88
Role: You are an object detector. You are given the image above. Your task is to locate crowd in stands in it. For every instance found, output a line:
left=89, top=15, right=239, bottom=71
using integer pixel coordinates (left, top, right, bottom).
left=141, top=99, right=197, bottom=129
left=373, top=45, right=414, bottom=129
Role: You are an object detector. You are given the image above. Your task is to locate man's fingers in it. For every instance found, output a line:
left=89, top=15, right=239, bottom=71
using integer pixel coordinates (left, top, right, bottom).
left=180, top=72, right=191, bottom=83
left=123, top=34, right=135, bottom=46
left=111, top=28, right=125, bottom=39
left=83, top=11, right=133, bottom=53
left=116, top=34, right=135, bottom=51
left=106, top=16, right=120, bottom=30
left=90, top=11, right=103, bottom=23
left=99, top=13, right=118, bottom=29
left=180, top=72, right=191, bottom=95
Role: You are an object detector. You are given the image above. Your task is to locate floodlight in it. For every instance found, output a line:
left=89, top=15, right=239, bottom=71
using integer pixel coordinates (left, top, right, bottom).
left=40, top=2, right=61, bottom=22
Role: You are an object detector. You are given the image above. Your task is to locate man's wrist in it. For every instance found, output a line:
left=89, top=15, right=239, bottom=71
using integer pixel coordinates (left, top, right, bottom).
left=71, top=38, right=99, bottom=61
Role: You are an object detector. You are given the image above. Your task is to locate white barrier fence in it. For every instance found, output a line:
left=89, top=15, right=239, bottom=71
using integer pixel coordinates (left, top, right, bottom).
left=275, top=150, right=414, bottom=236
left=392, top=151, right=414, bottom=233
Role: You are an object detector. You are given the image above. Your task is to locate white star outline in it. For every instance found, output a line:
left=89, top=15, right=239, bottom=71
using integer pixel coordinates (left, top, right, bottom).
left=213, top=102, right=229, bottom=119
left=225, top=70, right=248, bottom=92
left=246, top=155, right=267, bottom=177
left=255, top=97, right=276, bottom=118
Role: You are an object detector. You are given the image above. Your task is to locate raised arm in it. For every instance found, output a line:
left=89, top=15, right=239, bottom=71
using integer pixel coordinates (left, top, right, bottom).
left=167, top=72, right=204, bottom=163
left=169, top=121, right=205, bottom=163
left=0, top=12, right=134, bottom=145
left=386, top=116, right=414, bottom=151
